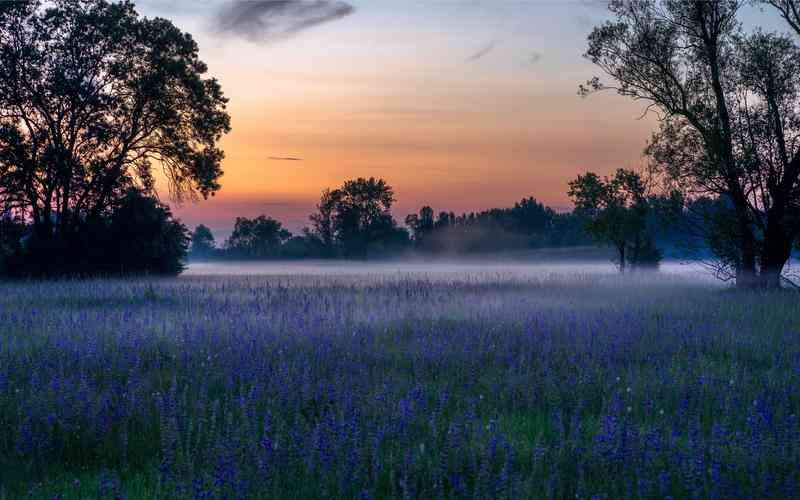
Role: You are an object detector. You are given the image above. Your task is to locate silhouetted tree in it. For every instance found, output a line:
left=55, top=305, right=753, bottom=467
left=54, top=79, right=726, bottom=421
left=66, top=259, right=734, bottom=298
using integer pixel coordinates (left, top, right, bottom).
left=108, top=189, right=190, bottom=275
left=569, top=169, right=661, bottom=271
left=510, top=197, right=554, bottom=233
left=405, top=206, right=435, bottom=248
left=6, top=188, right=189, bottom=276
left=0, top=209, right=24, bottom=273
left=0, top=0, right=229, bottom=274
left=190, top=224, right=216, bottom=258
left=226, top=216, right=291, bottom=258
left=404, top=197, right=559, bottom=254
left=583, top=0, right=800, bottom=287
left=309, top=177, right=404, bottom=257
left=309, top=189, right=337, bottom=256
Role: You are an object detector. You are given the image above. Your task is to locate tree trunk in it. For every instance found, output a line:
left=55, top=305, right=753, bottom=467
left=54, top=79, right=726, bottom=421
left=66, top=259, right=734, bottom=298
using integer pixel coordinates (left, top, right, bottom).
left=758, top=219, right=794, bottom=289
left=736, top=229, right=758, bottom=289
left=618, top=243, right=626, bottom=274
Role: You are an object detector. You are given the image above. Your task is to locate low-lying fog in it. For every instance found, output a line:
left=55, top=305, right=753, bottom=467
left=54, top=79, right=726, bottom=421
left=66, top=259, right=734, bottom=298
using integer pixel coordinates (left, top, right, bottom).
left=184, top=258, right=718, bottom=282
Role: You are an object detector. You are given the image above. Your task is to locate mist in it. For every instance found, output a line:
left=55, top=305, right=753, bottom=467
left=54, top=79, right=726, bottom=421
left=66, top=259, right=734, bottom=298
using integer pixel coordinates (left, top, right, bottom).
left=184, top=257, right=718, bottom=284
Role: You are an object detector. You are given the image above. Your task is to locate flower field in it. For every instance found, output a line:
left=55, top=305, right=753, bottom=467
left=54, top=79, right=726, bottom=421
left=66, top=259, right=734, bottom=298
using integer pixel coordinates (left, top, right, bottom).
left=0, top=268, right=798, bottom=498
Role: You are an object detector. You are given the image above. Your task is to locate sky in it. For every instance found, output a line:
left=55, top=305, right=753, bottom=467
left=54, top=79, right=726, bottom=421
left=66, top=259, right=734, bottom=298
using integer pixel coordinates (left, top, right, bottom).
left=134, top=0, right=776, bottom=238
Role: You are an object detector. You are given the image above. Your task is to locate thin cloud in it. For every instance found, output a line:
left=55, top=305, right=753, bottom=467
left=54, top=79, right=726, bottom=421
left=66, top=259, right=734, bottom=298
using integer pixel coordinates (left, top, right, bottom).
left=269, top=156, right=304, bottom=161
left=466, top=41, right=497, bottom=62
left=215, top=0, right=355, bottom=43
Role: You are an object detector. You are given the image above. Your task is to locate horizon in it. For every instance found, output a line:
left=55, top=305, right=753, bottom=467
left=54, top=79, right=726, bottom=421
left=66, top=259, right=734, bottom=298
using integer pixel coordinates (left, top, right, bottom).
left=133, top=0, right=780, bottom=239
left=137, top=0, right=660, bottom=237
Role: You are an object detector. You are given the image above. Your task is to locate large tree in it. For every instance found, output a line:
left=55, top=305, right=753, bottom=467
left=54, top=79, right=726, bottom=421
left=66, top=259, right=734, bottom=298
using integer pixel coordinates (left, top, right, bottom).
left=583, top=0, right=800, bottom=288
left=0, top=0, right=229, bottom=243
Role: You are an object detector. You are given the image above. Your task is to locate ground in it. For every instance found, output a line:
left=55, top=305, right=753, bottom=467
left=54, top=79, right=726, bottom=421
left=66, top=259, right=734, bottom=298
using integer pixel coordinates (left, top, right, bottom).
left=0, top=264, right=798, bottom=498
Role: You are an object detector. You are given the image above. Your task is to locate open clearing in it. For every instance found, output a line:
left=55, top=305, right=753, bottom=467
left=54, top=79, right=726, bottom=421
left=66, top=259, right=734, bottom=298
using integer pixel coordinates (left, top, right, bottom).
left=0, top=263, right=798, bottom=498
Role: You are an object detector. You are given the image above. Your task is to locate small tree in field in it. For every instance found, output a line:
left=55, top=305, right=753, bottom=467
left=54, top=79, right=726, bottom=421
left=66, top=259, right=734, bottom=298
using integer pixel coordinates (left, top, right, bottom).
left=569, top=169, right=661, bottom=272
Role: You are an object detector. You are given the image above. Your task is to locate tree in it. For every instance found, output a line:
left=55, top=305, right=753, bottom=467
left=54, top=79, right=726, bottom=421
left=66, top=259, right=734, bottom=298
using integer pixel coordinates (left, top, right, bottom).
left=582, top=0, right=800, bottom=288
left=225, top=216, right=291, bottom=258
left=5, top=188, right=189, bottom=276
left=569, top=169, right=661, bottom=271
left=190, top=224, right=215, bottom=258
left=309, top=177, right=401, bottom=258
left=0, top=0, right=229, bottom=251
left=405, top=206, right=435, bottom=248
left=0, top=209, right=24, bottom=273
left=108, top=189, right=189, bottom=275
left=510, top=197, right=555, bottom=235
left=309, top=188, right=337, bottom=256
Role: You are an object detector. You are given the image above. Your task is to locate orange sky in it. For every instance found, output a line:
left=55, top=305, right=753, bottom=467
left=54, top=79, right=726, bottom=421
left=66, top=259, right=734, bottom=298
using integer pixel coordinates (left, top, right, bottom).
left=140, top=1, right=659, bottom=237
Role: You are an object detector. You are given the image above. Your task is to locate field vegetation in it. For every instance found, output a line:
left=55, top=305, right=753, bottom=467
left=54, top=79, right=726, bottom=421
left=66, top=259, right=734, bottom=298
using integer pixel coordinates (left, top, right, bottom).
left=1, top=266, right=798, bottom=498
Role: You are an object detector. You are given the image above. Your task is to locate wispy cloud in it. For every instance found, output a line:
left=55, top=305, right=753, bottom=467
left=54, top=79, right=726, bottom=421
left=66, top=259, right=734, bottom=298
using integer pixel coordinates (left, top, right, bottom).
left=269, top=156, right=304, bottom=161
left=466, top=41, right=497, bottom=62
left=214, top=0, right=355, bottom=43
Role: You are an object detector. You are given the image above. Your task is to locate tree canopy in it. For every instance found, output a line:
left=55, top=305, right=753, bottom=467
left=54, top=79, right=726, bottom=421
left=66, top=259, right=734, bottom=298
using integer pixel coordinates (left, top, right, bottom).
left=225, top=216, right=291, bottom=259
left=308, top=177, right=407, bottom=257
left=0, top=0, right=229, bottom=245
left=583, top=0, right=800, bottom=287
left=569, top=169, right=662, bottom=271
left=190, top=224, right=215, bottom=257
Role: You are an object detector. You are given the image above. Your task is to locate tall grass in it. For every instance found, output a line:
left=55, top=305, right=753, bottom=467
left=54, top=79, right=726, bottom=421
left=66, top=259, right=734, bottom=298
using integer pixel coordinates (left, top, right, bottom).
left=0, top=271, right=797, bottom=498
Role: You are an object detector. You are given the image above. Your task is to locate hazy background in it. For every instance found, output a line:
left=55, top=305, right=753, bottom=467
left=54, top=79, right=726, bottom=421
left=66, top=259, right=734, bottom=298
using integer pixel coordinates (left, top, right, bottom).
left=135, top=1, right=781, bottom=239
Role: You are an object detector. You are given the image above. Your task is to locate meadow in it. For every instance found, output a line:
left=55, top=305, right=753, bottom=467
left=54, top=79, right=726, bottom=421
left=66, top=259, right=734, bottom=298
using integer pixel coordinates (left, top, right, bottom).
left=0, top=263, right=798, bottom=498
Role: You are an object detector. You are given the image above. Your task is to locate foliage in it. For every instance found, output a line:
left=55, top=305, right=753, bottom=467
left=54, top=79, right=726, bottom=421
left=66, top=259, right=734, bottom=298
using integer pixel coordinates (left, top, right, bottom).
left=0, top=0, right=229, bottom=272
left=583, top=0, right=800, bottom=287
left=569, top=169, right=662, bottom=270
left=108, top=189, right=189, bottom=276
left=1, top=272, right=799, bottom=498
left=404, top=197, right=559, bottom=254
left=0, top=211, right=24, bottom=274
left=189, top=225, right=216, bottom=258
left=4, top=189, right=189, bottom=277
left=308, top=177, right=408, bottom=257
left=225, top=216, right=292, bottom=259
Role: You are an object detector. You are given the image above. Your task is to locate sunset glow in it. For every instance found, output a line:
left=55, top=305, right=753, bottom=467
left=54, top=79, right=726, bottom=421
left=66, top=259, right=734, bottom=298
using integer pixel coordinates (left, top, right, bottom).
left=140, top=1, right=666, bottom=236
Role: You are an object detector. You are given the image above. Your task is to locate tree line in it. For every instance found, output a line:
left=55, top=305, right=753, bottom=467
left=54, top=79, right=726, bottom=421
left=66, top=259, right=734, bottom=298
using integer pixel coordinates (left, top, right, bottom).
left=4, top=0, right=800, bottom=287
left=188, top=174, right=693, bottom=269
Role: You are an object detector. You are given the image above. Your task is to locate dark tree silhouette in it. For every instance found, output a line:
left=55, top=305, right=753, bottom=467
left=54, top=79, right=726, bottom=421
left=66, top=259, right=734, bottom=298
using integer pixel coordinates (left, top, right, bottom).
left=108, top=189, right=189, bottom=275
left=0, top=209, right=24, bottom=273
left=404, top=197, right=558, bottom=254
left=583, top=0, right=800, bottom=287
left=405, top=206, right=435, bottom=247
left=309, top=188, right=337, bottom=256
left=7, top=188, right=189, bottom=276
left=309, top=177, right=405, bottom=257
left=569, top=169, right=661, bottom=271
left=190, top=224, right=216, bottom=257
left=226, top=216, right=292, bottom=258
left=0, top=0, right=229, bottom=261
